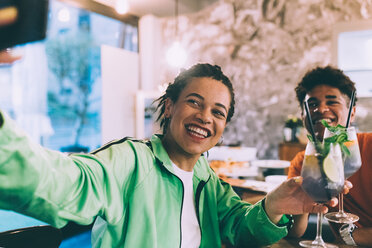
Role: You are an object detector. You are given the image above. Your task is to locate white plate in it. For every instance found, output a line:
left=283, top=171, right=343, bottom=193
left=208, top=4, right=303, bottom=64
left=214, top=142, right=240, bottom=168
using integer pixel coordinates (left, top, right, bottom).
left=241, top=180, right=278, bottom=193
left=222, top=167, right=259, bottom=178
left=207, top=146, right=257, bottom=162
left=251, top=160, right=290, bottom=169
left=265, top=175, right=287, bottom=184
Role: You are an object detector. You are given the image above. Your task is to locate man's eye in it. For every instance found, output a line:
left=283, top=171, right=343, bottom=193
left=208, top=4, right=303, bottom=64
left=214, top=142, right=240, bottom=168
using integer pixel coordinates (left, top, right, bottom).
left=308, top=102, right=317, bottom=108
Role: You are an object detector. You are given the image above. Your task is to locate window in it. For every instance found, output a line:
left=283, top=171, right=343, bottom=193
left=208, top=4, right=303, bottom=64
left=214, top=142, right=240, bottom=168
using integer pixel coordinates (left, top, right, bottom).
left=332, top=20, right=372, bottom=98
left=0, top=0, right=138, bottom=152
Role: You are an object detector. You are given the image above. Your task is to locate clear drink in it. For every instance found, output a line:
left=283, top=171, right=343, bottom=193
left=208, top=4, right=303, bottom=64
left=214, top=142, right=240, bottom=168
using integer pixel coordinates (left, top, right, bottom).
left=343, top=134, right=361, bottom=178
left=324, top=127, right=361, bottom=178
left=301, top=144, right=344, bottom=203
left=324, top=126, right=361, bottom=223
left=299, top=141, right=344, bottom=248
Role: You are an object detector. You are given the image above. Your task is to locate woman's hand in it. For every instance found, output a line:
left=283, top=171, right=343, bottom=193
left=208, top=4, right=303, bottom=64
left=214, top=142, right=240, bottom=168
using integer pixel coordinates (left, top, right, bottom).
left=263, top=177, right=352, bottom=224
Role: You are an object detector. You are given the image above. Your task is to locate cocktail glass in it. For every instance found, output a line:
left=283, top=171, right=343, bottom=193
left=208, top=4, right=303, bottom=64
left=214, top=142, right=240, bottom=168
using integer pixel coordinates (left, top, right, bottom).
left=324, top=126, right=362, bottom=224
left=299, top=141, right=344, bottom=248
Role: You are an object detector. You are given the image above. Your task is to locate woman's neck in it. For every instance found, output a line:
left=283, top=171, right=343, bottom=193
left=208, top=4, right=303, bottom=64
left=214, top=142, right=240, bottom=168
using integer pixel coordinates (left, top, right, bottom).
left=161, top=135, right=199, bottom=172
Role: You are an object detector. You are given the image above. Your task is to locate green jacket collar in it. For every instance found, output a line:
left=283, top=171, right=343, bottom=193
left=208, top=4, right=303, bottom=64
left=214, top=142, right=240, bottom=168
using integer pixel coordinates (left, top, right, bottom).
left=150, top=134, right=210, bottom=182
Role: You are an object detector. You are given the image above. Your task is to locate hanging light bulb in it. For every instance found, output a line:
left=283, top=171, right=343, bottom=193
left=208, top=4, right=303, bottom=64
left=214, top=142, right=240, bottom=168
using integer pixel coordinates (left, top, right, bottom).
left=166, top=41, right=187, bottom=68
left=58, top=7, right=70, bottom=22
left=116, top=0, right=129, bottom=15
left=166, top=0, right=187, bottom=68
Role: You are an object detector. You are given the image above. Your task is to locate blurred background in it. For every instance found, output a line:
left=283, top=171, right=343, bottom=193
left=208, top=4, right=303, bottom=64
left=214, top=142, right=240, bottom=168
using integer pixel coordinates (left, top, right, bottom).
left=1, top=0, right=372, bottom=246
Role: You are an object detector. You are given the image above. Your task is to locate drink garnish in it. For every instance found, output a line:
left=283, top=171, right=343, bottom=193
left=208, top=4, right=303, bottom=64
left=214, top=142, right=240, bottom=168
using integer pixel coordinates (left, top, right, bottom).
left=306, top=120, right=350, bottom=183
left=323, top=153, right=340, bottom=182
left=307, top=120, right=351, bottom=157
left=321, top=120, right=351, bottom=157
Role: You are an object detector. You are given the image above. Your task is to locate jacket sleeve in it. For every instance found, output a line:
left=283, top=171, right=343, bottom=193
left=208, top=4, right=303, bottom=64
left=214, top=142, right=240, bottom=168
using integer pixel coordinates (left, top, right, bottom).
left=0, top=111, right=135, bottom=228
left=216, top=178, right=288, bottom=247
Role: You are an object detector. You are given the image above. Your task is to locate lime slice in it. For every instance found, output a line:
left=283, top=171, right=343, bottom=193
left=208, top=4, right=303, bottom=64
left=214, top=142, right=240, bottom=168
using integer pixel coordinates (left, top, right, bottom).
left=323, top=155, right=340, bottom=182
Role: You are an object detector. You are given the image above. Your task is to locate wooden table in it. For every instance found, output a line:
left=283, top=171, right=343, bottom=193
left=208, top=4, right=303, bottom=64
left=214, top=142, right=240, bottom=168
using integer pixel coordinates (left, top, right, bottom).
left=269, top=237, right=356, bottom=247
left=224, top=236, right=358, bottom=247
left=223, top=235, right=354, bottom=247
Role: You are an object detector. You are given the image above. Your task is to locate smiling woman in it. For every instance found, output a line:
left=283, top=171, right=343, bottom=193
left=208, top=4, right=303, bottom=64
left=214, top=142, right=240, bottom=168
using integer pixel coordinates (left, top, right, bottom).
left=161, top=77, right=230, bottom=171
left=154, top=64, right=235, bottom=172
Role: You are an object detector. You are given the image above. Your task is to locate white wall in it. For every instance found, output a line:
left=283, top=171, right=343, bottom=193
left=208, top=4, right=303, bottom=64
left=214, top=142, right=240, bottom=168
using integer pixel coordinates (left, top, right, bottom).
left=101, top=44, right=139, bottom=144
left=139, top=14, right=162, bottom=91
left=101, top=15, right=164, bottom=143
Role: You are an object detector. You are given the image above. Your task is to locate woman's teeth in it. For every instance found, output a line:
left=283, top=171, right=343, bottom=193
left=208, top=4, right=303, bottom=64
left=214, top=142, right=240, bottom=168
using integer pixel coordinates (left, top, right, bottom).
left=187, top=126, right=208, bottom=138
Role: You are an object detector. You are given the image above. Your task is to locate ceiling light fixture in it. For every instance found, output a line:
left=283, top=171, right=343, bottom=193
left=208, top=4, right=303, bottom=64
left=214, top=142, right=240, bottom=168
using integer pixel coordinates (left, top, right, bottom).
left=166, top=0, right=187, bottom=68
left=115, top=0, right=129, bottom=15
left=57, top=7, right=70, bottom=22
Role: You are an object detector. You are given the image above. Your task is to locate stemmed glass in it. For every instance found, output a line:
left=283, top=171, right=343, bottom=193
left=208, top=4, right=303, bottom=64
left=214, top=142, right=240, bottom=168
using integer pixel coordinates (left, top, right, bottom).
left=299, top=141, right=344, bottom=248
left=324, top=127, right=362, bottom=224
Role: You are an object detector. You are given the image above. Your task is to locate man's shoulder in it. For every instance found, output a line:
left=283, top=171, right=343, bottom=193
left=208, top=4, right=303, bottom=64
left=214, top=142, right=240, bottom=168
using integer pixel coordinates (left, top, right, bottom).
left=290, top=150, right=306, bottom=169
left=287, top=150, right=306, bottom=178
left=357, top=132, right=372, bottom=149
left=357, top=132, right=372, bottom=138
left=292, top=150, right=306, bottom=162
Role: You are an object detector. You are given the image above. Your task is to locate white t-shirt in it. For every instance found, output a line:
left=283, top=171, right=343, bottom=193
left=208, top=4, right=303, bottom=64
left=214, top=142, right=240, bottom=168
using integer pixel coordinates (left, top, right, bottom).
left=172, top=163, right=201, bottom=248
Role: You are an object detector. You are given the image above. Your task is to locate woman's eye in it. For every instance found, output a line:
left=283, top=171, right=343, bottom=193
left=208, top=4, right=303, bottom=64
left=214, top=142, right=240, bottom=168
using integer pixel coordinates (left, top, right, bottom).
left=187, top=99, right=199, bottom=106
left=213, top=110, right=226, bottom=118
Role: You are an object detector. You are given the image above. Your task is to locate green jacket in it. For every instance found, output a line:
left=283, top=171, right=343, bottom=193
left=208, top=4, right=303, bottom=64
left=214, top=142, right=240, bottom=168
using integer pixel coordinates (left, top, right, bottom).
left=0, top=112, right=289, bottom=247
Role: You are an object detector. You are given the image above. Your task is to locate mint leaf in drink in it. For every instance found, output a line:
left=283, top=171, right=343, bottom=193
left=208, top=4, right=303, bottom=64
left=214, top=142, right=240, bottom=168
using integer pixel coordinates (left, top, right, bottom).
left=321, top=120, right=347, bottom=134
left=340, top=143, right=351, bottom=157
left=321, top=120, right=335, bottom=131
left=307, top=134, right=324, bottom=155
left=322, top=120, right=351, bottom=157
left=306, top=120, right=351, bottom=158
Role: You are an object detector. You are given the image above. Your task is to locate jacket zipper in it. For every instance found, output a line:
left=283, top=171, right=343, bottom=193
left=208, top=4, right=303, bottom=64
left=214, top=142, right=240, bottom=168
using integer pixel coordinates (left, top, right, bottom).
left=195, top=179, right=208, bottom=243
left=173, top=174, right=185, bottom=248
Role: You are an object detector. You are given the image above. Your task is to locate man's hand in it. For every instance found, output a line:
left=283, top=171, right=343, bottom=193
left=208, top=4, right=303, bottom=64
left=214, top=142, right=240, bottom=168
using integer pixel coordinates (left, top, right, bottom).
left=286, top=179, right=353, bottom=238
left=343, top=180, right=353, bottom=194
left=264, top=177, right=350, bottom=224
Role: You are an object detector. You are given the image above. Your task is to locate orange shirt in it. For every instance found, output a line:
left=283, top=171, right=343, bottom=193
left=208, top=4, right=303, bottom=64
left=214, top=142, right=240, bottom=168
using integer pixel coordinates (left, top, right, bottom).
left=287, top=133, right=372, bottom=228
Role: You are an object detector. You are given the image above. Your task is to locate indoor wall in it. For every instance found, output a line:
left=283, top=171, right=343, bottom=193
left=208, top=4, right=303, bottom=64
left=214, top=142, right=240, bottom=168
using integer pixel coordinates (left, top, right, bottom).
left=159, top=0, right=372, bottom=158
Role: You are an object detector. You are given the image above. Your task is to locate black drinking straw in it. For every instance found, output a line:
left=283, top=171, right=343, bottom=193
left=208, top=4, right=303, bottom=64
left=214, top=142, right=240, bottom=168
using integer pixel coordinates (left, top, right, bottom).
left=304, top=100, right=317, bottom=142
left=346, top=90, right=355, bottom=128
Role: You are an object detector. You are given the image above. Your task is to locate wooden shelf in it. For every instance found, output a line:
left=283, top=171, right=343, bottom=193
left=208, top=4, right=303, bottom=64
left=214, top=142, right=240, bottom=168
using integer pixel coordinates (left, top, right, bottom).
left=279, top=142, right=306, bottom=161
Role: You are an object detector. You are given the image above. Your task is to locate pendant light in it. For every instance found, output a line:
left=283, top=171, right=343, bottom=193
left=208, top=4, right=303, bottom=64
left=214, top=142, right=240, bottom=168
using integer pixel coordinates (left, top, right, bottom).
left=115, top=0, right=129, bottom=15
left=166, top=0, right=187, bottom=68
